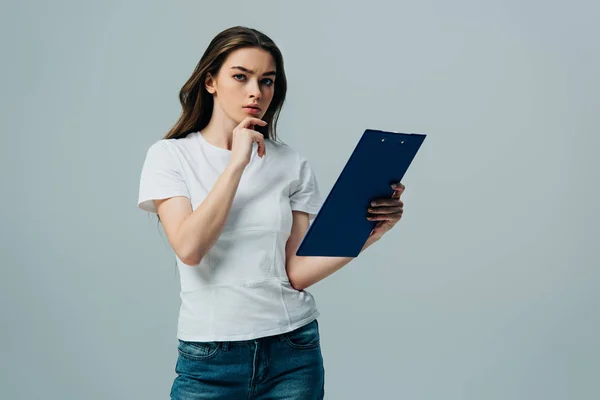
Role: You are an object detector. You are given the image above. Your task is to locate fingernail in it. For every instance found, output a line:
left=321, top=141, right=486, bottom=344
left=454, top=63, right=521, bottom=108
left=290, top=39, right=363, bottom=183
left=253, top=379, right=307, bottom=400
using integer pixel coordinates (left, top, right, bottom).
left=371, top=201, right=376, bottom=206
left=391, top=183, right=398, bottom=188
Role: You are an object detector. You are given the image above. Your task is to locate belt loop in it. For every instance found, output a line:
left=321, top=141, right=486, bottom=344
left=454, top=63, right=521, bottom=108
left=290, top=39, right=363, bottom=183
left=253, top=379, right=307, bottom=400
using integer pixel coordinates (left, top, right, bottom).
left=221, top=341, right=229, bottom=351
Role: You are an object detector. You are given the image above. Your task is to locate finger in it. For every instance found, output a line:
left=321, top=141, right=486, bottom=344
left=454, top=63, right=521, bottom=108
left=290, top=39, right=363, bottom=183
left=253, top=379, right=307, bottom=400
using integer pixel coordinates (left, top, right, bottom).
left=252, top=132, right=266, bottom=157
left=370, top=199, right=403, bottom=207
left=240, top=117, right=268, bottom=129
left=367, top=211, right=403, bottom=221
left=244, top=117, right=268, bottom=127
left=367, top=204, right=403, bottom=214
left=391, top=183, right=405, bottom=196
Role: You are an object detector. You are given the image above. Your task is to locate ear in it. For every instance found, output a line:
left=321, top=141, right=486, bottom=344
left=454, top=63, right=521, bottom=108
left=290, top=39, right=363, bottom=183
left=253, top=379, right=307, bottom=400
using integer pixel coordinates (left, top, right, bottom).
left=205, top=72, right=217, bottom=94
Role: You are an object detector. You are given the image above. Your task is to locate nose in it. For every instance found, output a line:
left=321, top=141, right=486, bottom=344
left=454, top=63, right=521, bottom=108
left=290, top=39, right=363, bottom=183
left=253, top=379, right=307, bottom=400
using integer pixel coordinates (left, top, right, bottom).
left=248, top=79, right=261, bottom=100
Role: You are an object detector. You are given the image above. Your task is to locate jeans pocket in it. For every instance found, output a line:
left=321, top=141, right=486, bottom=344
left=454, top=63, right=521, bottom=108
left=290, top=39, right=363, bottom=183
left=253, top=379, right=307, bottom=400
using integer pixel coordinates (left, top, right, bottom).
left=283, top=320, right=320, bottom=350
left=178, top=339, right=222, bottom=360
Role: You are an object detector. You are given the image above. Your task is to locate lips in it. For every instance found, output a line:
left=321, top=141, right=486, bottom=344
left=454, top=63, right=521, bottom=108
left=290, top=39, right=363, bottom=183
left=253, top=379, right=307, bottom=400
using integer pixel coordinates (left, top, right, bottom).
left=243, top=105, right=261, bottom=111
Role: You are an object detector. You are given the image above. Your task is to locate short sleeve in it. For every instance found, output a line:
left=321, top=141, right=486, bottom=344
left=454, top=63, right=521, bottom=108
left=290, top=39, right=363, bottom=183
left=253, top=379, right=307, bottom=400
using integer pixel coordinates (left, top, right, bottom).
left=289, top=153, right=323, bottom=220
left=137, top=140, right=190, bottom=214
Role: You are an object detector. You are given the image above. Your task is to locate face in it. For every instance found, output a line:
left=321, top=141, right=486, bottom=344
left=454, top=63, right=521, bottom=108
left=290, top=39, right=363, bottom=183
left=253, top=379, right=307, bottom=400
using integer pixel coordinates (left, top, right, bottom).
left=205, top=47, right=276, bottom=124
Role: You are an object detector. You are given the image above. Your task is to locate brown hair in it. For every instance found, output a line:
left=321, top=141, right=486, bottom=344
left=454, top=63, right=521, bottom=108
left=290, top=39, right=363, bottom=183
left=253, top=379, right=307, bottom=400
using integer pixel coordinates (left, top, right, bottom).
left=163, top=26, right=288, bottom=143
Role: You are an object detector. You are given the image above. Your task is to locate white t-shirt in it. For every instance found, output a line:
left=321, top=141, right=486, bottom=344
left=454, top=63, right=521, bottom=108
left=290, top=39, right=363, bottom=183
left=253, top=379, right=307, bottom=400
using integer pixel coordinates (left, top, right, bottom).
left=137, top=131, right=323, bottom=341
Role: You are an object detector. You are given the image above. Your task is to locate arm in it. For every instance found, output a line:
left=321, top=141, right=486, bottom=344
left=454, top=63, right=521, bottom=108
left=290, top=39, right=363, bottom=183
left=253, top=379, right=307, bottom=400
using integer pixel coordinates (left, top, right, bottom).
left=155, top=163, right=245, bottom=266
left=284, top=210, right=379, bottom=290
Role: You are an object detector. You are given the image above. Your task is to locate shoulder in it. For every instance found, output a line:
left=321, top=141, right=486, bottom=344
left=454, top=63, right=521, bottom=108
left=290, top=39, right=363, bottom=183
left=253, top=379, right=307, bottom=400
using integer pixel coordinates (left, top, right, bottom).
left=264, top=138, right=304, bottom=164
left=141, top=138, right=191, bottom=172
left=145, top=136, right=192, bottom=158
left=265, top=138, right=291, bottom=153
left=145, top=138, right=175, bottom=153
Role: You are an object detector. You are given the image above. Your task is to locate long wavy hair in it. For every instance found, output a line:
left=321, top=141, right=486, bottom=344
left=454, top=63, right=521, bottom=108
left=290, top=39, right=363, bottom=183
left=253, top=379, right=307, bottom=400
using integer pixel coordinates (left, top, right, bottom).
left=163, top=26, right=288, bottom=142
left=157, top=27, right=288, bottom=269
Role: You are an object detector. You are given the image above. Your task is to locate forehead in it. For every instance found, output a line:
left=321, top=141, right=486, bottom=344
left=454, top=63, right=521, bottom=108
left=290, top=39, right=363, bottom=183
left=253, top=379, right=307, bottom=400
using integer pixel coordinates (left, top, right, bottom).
left=223, top=47, right=276, bottom=72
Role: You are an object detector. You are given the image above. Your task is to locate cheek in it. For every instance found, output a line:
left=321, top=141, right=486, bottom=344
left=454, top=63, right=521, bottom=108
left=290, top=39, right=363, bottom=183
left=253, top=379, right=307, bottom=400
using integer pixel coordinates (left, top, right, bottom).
left=264, top=87, right=275, bottom=103
left=217, top=84, right=243, bottom=112
left=219, top=81, right=239, bottom=99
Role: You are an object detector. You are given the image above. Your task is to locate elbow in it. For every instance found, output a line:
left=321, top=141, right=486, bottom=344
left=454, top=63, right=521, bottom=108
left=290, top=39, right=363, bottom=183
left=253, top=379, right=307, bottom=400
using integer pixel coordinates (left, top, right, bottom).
left=288, top=274, right=308, bottom=291
left=174, top=234, right=212, bottom=266
left=286, top=258, right=310, bottom=291
left=180, top=255, right=202, bottom=266
left=177, top=248, right=204, bottom=267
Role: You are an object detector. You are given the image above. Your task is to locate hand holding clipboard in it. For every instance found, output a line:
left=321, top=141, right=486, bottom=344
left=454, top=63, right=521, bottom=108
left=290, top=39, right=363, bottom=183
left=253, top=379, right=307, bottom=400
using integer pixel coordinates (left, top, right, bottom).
left=296, top=129, right=426, bottom=257
left=366, top=181, right=406, bottom=241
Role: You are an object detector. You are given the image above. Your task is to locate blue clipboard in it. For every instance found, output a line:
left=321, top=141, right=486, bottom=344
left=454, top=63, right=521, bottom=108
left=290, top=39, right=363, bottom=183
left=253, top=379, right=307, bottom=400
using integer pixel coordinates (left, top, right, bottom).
left=296, top=129, right=426, bottom=257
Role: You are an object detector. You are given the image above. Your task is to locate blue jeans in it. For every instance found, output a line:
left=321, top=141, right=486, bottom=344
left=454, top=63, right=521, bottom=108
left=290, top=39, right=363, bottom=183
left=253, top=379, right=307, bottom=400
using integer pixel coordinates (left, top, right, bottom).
left=170, top=319, right=325, bottom=399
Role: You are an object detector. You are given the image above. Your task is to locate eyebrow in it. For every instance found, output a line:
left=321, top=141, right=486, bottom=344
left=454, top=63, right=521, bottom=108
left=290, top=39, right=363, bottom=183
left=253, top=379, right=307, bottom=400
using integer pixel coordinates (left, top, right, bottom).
left=230, top=66, right=276, bottom=77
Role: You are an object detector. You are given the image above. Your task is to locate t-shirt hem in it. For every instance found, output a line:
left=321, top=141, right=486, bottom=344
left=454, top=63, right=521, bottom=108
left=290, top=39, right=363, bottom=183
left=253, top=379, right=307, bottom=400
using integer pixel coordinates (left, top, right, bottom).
left=290, top=203, right=322, bottom=218
left=176, top=310, right=321, bottom=342
left=138, top=193, right=191, bottom=214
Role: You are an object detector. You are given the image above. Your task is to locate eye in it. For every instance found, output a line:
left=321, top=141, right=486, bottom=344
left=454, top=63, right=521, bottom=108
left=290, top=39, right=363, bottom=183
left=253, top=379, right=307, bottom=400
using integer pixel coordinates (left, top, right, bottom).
left=233, top=74, right=246, bottom=81
left=261, top=78, right=274, bottom=86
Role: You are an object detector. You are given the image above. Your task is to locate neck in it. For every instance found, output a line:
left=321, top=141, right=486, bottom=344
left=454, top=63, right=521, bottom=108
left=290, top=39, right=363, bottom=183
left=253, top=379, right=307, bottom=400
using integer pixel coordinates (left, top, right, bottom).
left=200, top=103, right=238, bottom=151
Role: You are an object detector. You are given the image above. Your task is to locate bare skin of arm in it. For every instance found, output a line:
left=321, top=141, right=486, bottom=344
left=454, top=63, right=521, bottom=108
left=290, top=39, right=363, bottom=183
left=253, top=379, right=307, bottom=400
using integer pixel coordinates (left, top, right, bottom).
left=284, top=211, right=379, bottom=290
left=154, top=117, right=267, bottom=265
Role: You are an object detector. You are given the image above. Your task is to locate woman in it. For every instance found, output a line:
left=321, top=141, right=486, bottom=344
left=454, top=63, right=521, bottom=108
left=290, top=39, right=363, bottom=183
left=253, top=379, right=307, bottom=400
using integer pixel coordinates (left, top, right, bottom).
left=137, top=26, right=405, bottom=400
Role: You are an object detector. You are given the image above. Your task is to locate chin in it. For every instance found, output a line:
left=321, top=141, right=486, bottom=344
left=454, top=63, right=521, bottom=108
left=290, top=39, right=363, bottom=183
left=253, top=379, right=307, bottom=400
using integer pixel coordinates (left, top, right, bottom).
left=237, top=112, right=264, bottom=124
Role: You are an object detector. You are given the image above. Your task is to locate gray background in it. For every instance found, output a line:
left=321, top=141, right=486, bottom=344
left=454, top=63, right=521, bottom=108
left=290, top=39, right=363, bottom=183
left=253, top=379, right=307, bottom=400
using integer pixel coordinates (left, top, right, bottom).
left=1, top=0, right=598, bottom=399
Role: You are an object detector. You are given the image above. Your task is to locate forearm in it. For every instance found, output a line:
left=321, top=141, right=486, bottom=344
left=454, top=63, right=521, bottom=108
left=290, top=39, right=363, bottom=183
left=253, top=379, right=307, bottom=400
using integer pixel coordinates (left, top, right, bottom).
left=176, top=163, right=245, bottom=265
left=287, top=235, right=380, bottom=290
